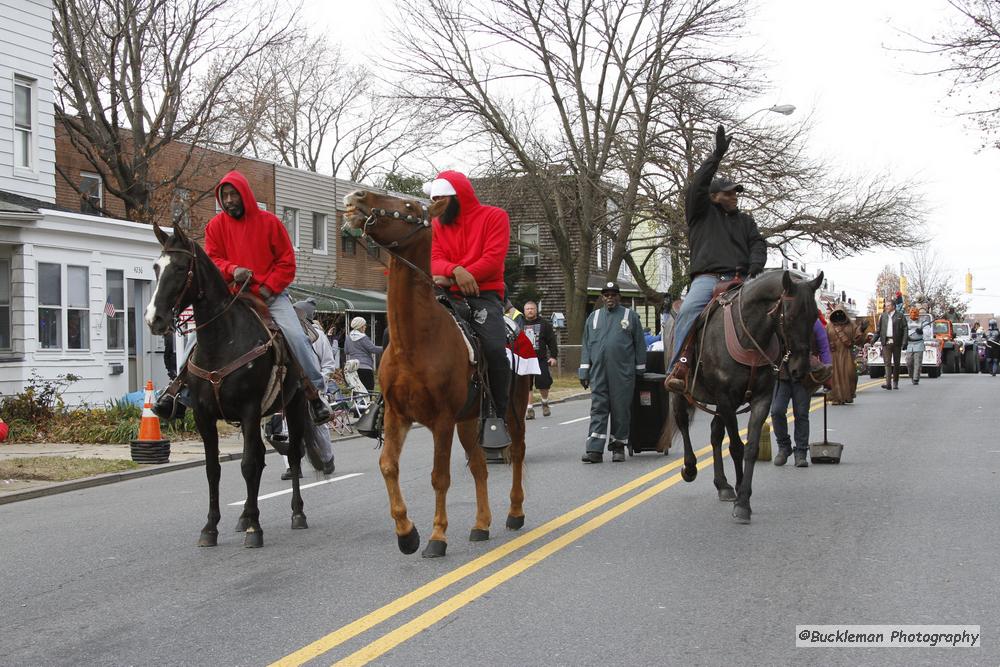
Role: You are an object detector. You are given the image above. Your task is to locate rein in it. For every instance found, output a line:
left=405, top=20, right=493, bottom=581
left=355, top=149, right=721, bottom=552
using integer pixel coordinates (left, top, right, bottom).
left=166, top=241, right=252, bottom=335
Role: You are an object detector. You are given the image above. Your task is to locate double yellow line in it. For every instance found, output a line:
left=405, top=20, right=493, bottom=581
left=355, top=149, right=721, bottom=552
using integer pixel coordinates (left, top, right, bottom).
left=273, top=380, right=879, bottom=666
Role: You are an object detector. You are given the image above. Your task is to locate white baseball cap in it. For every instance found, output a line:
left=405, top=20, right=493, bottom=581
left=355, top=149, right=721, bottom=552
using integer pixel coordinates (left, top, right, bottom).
left=422, top=178, right=457, bottom=198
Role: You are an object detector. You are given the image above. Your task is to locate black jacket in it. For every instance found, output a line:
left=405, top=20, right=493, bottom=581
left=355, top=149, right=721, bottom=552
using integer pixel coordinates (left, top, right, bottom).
left=522, top=316, right=559, bottom=359
left=686, top=150, right=767, bottom=277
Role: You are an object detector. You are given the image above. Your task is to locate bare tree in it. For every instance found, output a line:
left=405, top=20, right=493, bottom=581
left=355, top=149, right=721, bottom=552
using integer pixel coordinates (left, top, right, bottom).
left=905, top=0, right=1000, bottom=148
left=52, top=0, right=300, bottom=223
left=391, top=0, right=749, bottom=342
left=903, top=248, right=968, bottom=316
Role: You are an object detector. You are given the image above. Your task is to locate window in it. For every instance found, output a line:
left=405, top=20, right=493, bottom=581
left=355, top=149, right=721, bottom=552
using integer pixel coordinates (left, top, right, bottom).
left=37, top=263, right=62, bottom=349
left=282, top=207, right=299, bottom=247
left=106, top=270, right=125, bottom=350
left=341, top=233, right=357, bottom=256
left=67, top=266, right=90, bottom=350
left=312, top=212, right=326, bottom=252
left=172, top=189, right=190, bottom=229
left=80, top=172, right=102, bottom=215
left=519, top=223, right=539, bottom=266
left=14, top=77, right=35, bottom=170
left=0, top=260, right=11, bottom=350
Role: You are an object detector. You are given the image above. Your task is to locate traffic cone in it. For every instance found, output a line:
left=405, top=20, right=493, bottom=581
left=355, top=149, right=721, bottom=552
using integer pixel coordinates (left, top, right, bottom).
left=757, top=419, right=772, bottom=461
left=131, top=380, right=171, bottom=464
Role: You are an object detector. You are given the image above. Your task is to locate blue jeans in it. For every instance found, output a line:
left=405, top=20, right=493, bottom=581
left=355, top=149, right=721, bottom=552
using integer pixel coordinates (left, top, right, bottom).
left=180, top=291, right=325, bottom=392
left=670, top=274, right=725, bottom=368
left=770, top=379, right=810, bottom=453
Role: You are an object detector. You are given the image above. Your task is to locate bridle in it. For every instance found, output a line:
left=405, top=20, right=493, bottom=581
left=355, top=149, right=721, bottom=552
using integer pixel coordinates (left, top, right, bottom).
left=355, top=202, right=437, bottom=287
left=161, top=239, right=251, bottom=335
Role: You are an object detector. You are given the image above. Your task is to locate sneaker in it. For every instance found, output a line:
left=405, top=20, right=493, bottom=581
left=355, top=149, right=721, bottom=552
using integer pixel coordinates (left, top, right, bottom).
left=773, top=448, right=791, bottom=466
left=281, top=467, right=303, bottom=480
left=542, top=403, right=551, bottom=417
left=581, top=451, right=603, bottom=464
left=611, top=446, right=625, bottom=463
left=794, top=451, right=809, bottom=467
left=526, top=407, right=535, bottom=420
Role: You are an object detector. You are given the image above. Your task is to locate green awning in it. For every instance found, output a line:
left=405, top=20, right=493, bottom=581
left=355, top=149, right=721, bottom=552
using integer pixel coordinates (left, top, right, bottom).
left=288, top=284, right=387, bottom=314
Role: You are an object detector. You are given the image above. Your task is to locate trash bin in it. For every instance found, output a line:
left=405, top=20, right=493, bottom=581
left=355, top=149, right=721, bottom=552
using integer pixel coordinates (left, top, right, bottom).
left=629, top=371, right=669, bottom=455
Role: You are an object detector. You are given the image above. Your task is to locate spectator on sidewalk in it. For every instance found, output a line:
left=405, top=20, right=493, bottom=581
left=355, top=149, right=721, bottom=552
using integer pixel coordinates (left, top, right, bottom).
left=522, top=301, right=559, bottom=419
left=345, top=316, right=382, bottom=391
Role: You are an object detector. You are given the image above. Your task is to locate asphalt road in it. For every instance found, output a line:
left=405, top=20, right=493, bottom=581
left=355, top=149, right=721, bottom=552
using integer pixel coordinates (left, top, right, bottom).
left=1, top=376, right=997, bottom=666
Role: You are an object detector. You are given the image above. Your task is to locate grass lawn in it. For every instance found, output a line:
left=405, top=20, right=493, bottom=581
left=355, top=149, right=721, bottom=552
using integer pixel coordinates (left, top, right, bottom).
left=0, top=457, right=140, bottom=482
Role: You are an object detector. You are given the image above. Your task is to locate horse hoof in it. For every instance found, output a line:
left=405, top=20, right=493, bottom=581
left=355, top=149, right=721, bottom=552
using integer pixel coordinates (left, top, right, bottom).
left=717, top=488, right=737, bottom=502
left=732, top=505, right=751, bottom=524
left=505, top=514, right=525, bottom=531
left=397, top=526, right=420, bottom=555
left=243, top=529, right=264, bottom=548
left=235, top=516, right=250, bottom=532
left=469, top=528, right=490, bottom=542
left=422, top=539, right=447, bottom=558
left=197, top=531, right=218, bottom=547
left=291, top=514, right=309, bottom=530
left=681, top=466, right=697, bottom=483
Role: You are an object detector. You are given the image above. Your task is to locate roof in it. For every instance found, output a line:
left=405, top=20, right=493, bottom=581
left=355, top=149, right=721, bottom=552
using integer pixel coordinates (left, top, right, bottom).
left=0, top=189, right=63, bottom=215
left=288, top=284, right=386, bottom=313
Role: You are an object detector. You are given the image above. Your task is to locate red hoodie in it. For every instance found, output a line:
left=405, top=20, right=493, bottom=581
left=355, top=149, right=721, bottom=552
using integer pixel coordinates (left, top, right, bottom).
left=204, top=170, right=296, bottom=297
left=430, top=171, right=510, bottom=297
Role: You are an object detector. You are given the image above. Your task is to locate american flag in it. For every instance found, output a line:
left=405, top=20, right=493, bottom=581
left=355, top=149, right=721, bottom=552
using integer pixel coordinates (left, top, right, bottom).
left=104, top=300, right=116, bottom=317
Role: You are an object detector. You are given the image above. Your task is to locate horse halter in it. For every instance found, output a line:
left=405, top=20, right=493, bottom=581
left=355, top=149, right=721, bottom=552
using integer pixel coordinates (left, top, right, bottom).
left=163, top=239, right=249, bottom=335
left=359, top=203, right=437, bottom=286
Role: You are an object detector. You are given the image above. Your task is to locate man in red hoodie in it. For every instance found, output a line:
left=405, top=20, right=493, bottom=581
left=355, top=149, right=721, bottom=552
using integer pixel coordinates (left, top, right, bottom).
left=153, top=171, right=331, bottom=424
left=427, top=171, right=512, bottom=429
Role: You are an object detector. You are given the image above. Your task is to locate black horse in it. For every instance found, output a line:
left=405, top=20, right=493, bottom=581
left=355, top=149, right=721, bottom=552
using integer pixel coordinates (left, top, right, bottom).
left=665, top=270, right=823, bottom=523
left=144, top=223, right=318, bottom=547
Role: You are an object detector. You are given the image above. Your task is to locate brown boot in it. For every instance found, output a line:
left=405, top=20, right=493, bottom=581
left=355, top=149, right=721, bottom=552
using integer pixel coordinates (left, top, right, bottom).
left=664, top=359, right=689, bottom=393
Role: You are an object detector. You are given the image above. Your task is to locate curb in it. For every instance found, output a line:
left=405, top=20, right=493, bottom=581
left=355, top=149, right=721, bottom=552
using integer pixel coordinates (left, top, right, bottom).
left=0, top=391, right=591, bottom=506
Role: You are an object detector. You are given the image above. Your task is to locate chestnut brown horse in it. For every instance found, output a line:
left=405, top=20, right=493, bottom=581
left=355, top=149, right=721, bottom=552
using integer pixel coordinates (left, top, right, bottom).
left=343, top=189, right=530, bottom=558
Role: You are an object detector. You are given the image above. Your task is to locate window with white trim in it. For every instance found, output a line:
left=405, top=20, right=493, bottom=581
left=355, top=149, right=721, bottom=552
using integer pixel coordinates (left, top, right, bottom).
left=14, top=76, right=35, bottom=170
left=37, top=263, right=62, bottom=349
left=0, top=260, right=11, bottom=350
left=312, top=212, right=326, bottom=252
left=67, top=266, right=90, bottom=350
left=106, top=270, right=125, bottom=350
left=519, top=223, right=539, bottom=266
left=282, top=207, right=299, bottom=247
left=80, top=172, right=102, bottom=215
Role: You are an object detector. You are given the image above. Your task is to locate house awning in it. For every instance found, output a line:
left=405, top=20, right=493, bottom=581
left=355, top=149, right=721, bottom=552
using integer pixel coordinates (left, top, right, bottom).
left=288, top=284, right=387, bottom=313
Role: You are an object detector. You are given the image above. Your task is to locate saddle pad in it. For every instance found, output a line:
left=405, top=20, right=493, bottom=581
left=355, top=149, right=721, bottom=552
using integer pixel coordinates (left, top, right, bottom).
left=723, top=303, right=780, bottom=367
left=453, top=318, right=477, bottom=365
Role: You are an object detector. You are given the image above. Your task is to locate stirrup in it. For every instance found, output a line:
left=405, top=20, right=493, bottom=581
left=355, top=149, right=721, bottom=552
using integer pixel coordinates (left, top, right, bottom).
left=480, top=417, right=510, bottom=450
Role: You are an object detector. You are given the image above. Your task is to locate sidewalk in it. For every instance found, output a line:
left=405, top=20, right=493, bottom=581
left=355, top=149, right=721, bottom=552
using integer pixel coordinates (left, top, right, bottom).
left=0, top=391, right=590, bottom=505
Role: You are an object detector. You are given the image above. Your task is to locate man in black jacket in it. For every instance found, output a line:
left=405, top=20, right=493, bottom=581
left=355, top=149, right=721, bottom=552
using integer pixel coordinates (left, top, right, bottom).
left=664, top=125, right=768, bottom=393
left=522, top=301, right=559, bottom=419
left=878, top=299, right=907, bottom=390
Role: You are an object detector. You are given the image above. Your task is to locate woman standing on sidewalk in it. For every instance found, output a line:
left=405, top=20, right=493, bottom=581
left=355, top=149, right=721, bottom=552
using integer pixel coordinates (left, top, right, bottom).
left=345, top=316, right=382, bottom=391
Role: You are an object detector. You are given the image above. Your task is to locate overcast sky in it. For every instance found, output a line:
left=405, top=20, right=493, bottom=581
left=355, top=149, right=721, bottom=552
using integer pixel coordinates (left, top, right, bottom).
left=309, top=0, right=1000, bottom=315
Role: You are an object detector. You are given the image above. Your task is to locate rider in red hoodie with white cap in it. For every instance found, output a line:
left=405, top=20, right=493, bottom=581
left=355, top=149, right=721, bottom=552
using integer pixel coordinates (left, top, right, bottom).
left=153, top=170, right=331, bottom=424
left=427, top=170, right=512, bottom=430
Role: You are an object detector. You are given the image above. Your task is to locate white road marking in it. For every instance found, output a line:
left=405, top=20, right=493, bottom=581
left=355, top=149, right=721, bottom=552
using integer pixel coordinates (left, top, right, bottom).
left=559, top=416, right=589, bottom=425
left=227, top=473, right=364, bottom=506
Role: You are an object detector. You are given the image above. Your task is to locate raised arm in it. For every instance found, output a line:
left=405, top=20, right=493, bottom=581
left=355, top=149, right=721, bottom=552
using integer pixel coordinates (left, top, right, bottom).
left=686, top=125, right=731, bottom=225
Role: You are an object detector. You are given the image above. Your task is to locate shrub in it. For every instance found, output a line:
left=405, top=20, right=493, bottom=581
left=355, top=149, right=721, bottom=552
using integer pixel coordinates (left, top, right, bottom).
left=0, top=372, right=80, bottom=423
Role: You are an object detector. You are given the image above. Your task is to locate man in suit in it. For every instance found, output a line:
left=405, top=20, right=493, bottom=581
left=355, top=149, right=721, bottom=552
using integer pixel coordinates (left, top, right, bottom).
left=878, top=299, right=907, bottom=390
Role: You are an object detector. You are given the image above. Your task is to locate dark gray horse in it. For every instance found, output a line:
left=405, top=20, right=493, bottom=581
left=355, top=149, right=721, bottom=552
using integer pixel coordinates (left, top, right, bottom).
left=664, top=270, right=822, bottom=523
left=145, top=223, right=320, bottom=547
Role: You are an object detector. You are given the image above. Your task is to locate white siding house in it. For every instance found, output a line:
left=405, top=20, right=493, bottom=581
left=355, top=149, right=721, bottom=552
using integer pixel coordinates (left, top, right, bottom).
left=274, top=164, right=339, bottom=286
left=0, top=0, right=56, bottom=202
left=0, top=0, right=169, bottom=406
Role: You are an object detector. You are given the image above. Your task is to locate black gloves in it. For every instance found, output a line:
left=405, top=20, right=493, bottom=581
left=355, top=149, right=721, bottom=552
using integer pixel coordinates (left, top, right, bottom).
left=748, top=263, right=763, bottom=278
left=579, top=378, right=590, bottom=390
left=715, top=124, right=732, bottom=155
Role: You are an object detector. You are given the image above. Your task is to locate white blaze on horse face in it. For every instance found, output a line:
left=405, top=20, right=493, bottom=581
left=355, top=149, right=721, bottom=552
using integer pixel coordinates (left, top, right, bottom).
left=144, top=254, right=174, bottom=327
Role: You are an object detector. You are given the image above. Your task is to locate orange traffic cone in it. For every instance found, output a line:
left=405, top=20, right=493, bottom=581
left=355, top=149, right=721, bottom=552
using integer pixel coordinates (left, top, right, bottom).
left=130, top=380, right=171, bottom=464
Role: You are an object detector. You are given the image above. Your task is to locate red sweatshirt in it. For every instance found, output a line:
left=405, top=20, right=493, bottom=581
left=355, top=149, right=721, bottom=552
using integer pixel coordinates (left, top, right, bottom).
left=204, top=170, right=296, bottom=297
left=430, top=171, right=510, bottom=297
